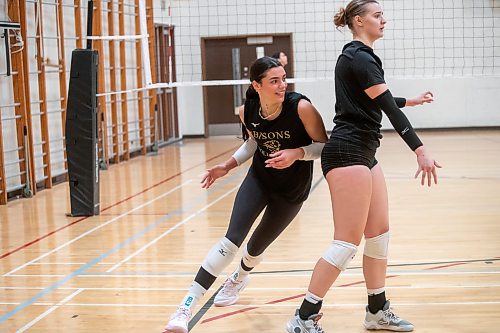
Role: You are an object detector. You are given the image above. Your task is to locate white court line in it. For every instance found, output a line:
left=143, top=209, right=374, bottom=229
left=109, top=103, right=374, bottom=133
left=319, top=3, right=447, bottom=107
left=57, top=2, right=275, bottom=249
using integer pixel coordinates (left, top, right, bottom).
left=105, top=185, right=240, bottom=273
left=3, top=283, right=500, bottom=328
left=7, top=270, right=500, bottom=278
left=4, top=180, right=193, bottom=276
left=2, top=284, right=500, bottom=291
left=2, top=301, right=500, bottom=308
left=98, top=258, right=498, bottom=265
left=29, top=257, right=498, bottom=266
left=28, top=263, right=87, bottom=265
left=15, top=289, right=84, bottom=333
left=10, top=183, right=241, bottom=331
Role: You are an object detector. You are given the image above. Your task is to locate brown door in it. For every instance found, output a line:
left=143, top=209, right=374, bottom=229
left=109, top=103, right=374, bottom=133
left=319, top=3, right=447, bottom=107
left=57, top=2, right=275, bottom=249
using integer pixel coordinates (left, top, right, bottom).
left=202, top=34, right=293, bottom=136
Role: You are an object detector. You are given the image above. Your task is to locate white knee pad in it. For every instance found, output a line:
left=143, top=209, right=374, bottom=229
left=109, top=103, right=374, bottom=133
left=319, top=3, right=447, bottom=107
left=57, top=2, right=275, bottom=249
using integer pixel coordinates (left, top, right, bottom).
left=201, top=237, right=238, bottom=276
left=322, top=240, right=358, bottom=271
left=242, top=245, right=264, bottom=269
left=364, top=231, right=390, bottom=260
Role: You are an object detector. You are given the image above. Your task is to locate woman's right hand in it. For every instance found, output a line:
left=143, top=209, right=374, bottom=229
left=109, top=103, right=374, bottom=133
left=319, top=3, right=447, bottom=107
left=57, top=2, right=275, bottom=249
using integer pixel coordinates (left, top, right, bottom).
left=201, top=164, right=229, bottom=189
left=414, top=146, right=442, bottom=187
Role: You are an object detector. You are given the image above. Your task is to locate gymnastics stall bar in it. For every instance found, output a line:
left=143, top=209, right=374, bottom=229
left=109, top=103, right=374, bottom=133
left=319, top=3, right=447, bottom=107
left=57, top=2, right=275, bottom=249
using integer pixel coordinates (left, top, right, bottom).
left=26, top=0, right=70, bottom=188
left=0, top=0, right=159, bottom=205
left=0, top=20, right=22, bottom=204
left=89, top=0, right=158, bottom=164
left=154, top=24, right=179, bottom=144
left=1, top=20, right=20, bottom=76
left=56, top=0, right=70, bottom=176
left=31, top=0, right=52, bottom=189
left=4, top=0, right=72, bottom=204
left=1, top=3, right=36, bottom=203
left=0, top=0, right=73, bottom=204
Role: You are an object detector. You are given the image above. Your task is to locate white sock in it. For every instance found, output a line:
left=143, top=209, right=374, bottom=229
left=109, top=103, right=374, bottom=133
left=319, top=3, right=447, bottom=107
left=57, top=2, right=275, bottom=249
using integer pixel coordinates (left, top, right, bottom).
left=231, top=262, right=250, bottom=282
left=367, top=287, right=385, bottom=296
left=305, top=291, right=323, bottom=304
left=180, top=281, right=206, bottom=310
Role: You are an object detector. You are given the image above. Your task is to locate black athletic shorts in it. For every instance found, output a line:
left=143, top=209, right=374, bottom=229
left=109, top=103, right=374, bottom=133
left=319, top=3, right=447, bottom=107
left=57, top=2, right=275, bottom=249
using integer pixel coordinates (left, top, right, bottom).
left=321, top=136, right=378, bottom=176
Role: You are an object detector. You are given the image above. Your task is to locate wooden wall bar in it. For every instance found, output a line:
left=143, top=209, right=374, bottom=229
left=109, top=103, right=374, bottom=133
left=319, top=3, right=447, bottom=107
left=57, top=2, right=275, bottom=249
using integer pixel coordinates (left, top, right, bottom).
left=74, top=0, right=83, bottom=49
left=118, top=0, right=130, bottom=161
left=56, top=0, right=69, bottom=172
left=146, top=0, right=157, bottom=147
left=94, top=0, right=109, bottom=167
left=8, top=0, right=32, bottom=194
left=0, top=104, right=6, bottom=204
left=34, top=0, right=52, bottom=188
left=0, top=0, right=165, bottom=204
left=107, top=0, right=119, bottom=163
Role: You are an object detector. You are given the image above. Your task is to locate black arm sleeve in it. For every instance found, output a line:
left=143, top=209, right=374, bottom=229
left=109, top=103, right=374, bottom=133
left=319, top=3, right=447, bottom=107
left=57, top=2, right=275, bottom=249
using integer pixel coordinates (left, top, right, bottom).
left=375, top=90, right=423, bottom=151
left=394, top=97, right=406, bottom=108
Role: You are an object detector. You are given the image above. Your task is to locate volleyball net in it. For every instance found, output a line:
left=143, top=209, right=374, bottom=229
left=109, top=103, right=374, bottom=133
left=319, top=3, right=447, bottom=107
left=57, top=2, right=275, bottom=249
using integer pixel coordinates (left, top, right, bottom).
left=151, top=0, right=499, bottom=87
left=98, top=0, right=500, bottom=94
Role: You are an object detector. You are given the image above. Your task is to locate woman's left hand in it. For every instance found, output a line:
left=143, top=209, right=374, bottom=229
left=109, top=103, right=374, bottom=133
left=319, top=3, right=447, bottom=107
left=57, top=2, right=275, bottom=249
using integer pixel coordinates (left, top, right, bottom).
left=408, top=91, right=434, bottom=106
left=265, top=149, right=302, bottom=169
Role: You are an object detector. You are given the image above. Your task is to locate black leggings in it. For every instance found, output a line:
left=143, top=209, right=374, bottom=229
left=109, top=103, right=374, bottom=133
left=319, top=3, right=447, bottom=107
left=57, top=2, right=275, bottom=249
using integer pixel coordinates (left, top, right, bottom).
left=225, top=169, right=303, bottom=256
left=195, top=169, right=303, bottom=288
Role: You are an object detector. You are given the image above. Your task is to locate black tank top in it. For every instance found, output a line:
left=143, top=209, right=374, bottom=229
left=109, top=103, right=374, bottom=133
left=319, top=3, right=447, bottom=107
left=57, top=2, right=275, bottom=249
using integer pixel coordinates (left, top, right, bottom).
left=244, top=92, right=313, bottom=203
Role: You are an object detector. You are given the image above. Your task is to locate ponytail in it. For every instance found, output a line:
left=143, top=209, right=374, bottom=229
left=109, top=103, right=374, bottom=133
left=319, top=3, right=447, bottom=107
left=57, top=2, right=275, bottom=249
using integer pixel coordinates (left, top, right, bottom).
left=245, top=85, right=259, bottom=100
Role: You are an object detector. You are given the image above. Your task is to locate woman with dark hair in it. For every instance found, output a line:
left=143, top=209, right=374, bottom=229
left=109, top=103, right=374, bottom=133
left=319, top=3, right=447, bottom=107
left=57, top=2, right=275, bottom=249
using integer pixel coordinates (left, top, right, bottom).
left=272, top=51, right=288, bottom=67
left=163, top=56, right=327, bottom=333
left=286, top=1, right=441, bottom=332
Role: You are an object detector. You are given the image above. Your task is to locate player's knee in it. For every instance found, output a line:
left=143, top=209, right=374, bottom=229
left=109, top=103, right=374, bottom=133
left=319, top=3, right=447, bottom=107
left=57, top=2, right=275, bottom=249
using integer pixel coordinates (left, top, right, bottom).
left=322, top=240, right=358, bottom=271
left=201, top=237, right=239, bottom=276
left=363, top=231, right=390, bottom=260
left=242, top=244, right=264, bottom=268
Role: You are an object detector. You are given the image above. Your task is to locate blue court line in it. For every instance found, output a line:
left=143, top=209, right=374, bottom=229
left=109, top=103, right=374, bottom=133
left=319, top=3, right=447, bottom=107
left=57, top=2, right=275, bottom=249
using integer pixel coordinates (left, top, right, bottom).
left=0, top=210, right=181, bottom=324
left=0, top=167, right=247, bottom=325
left=310, top=174, right=324, bottom=193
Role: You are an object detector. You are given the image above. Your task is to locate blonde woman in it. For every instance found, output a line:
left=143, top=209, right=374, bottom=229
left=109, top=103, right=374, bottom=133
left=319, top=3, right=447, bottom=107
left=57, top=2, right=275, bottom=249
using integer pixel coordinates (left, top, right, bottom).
left=286, top=1, right=441, bottom=332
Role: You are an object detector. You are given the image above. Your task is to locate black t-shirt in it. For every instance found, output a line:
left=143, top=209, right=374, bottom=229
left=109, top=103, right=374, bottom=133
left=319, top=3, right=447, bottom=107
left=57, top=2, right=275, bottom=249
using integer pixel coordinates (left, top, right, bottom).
left=331, top=41, right=386, bottom=149
left=243, top=92, right=313, bottom=203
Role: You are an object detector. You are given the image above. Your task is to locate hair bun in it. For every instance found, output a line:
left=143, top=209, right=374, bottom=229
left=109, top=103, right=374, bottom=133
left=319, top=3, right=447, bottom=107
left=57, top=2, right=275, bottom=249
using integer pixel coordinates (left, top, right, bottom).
left=333, top=7, right=347, bottom=28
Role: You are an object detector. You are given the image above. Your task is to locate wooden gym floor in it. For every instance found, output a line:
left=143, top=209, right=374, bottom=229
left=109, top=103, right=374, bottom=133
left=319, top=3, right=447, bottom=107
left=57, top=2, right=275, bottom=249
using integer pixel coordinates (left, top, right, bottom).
left=1, top=129, right=499, bottom=332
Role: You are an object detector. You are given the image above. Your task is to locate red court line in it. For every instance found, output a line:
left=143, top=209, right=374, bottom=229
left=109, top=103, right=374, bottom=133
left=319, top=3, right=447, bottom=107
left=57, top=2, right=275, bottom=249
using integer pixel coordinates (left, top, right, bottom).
left=200, top=262, right=470, bottom=324
left=98, top=213, right=171, bottom=216
left=202, top=280, right=369, bottom=324
left=0, top=146, right=238, bottom=261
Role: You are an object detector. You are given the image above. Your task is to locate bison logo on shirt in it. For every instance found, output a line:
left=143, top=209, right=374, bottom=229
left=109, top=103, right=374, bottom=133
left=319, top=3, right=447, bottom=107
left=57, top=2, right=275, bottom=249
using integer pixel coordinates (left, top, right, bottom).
left=263, top=140, right=280, bottom=154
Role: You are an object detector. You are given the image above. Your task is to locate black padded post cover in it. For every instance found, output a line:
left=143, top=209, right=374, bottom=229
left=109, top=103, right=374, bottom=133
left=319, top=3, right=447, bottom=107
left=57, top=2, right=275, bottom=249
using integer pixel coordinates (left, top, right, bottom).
left=65, top=49, right=100, bottom=216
